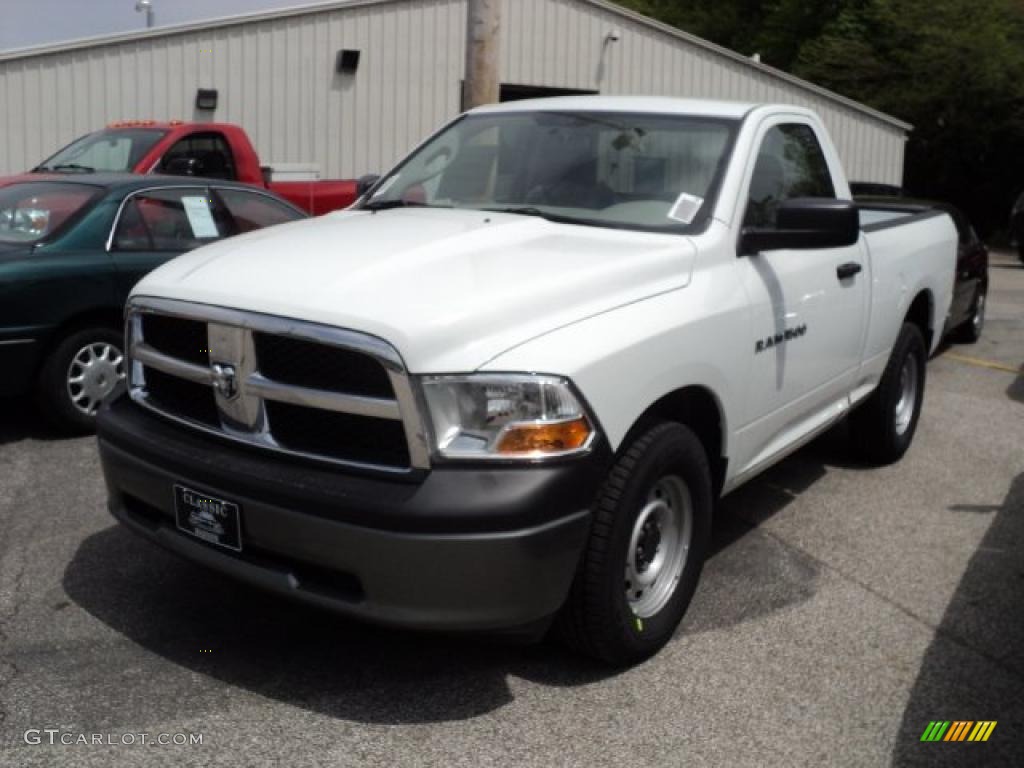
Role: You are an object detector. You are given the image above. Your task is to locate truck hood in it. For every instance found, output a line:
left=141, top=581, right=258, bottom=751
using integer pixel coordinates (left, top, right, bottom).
left=0, top=172, right=68, bottom=188
left=133, top=208, right=696, bottom=372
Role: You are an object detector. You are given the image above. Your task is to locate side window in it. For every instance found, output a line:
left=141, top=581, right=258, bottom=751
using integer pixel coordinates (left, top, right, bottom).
left=161, top=133, right=237, bottom=180
left=744, top=124, right=836, bottom=228
left=112, top=188, right=231, bottom=251
left=214, top=189, right=303, bottom=234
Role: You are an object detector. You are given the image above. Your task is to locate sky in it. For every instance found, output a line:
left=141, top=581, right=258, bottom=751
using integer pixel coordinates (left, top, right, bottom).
left=0, top=0, right=324, bottom=51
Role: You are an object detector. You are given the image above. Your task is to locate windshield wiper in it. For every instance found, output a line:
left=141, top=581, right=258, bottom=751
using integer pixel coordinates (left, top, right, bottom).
left=481, top=206, right=583, bottom=224
left=362, top=199, right=450, bottom=212
left=48, top=163, right=96, bottom=173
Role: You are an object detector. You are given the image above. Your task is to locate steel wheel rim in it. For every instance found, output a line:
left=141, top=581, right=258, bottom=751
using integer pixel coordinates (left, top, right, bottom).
left=893, top=354, right=918, bottom=436
left=973, top=292, right=986, bottom=333
left=625, top=474, right=692, bottom=619
left=66, top=341, right=125, bottom=416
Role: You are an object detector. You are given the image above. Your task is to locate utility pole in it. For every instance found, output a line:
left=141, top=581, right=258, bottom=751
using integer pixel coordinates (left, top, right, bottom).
left=463, top=0, right=500, bottom=109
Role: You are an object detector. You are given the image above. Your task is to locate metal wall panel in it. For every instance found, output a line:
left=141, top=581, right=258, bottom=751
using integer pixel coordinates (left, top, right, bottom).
left=0, top=0, right=468, bottom=178
left=0, top=0, right=906, bottom=184
left=501, top=0, right=907, bottom=185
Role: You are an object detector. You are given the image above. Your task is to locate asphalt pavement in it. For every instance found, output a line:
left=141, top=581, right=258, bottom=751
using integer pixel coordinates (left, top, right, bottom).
left=1, top=252, right=1022, bottom=767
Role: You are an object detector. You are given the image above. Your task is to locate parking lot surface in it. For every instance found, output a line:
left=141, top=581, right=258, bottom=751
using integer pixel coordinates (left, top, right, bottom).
left=1, top=253, right=1022, bottom=767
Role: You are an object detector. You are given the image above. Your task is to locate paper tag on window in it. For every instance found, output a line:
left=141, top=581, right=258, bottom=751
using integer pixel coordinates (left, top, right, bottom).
left=182, top=196, right=219, bottom=238
left=667, top=193, right=703, bottom=224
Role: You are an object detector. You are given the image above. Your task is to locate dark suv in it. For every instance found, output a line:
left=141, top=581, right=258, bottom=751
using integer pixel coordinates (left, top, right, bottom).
left=856, top=196, right=989, bottom=343
left=1012, top=191, right=1024, bottom=263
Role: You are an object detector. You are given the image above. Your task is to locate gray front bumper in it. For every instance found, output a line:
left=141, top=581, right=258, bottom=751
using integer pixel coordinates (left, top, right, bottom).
left=99, top=434, right=594, bottom=632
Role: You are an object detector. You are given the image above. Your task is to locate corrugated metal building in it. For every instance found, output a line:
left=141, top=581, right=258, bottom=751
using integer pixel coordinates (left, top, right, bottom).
left=0, top=0, right=910, bottom=183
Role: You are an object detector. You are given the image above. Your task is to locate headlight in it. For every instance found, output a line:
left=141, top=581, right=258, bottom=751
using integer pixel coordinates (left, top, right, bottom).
left=420, top=374, right=595, bottom=460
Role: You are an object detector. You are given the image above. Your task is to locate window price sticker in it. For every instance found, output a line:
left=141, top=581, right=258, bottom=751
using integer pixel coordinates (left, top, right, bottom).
left=182, top=196, right=220, bottom=238
left=667, top=193, right=703, bottom=224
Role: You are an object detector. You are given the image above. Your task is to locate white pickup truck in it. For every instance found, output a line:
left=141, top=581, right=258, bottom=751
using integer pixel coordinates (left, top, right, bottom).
left=97, top=97, right=957, bottom=665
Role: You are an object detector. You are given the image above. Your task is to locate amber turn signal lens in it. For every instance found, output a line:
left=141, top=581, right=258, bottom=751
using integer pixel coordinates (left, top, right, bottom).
left=495, top=418, right=591, bottom=455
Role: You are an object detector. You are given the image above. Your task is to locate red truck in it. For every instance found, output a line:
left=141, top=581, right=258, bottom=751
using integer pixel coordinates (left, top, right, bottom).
left=4, top=121, right=358, bottom=214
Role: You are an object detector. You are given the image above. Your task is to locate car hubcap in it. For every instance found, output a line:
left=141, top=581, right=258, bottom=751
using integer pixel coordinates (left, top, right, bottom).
left=67, top=342, right=125, bottom=416
left=625, top=475, right=692, bottom=619
left=893, top=354, right=918, bottom=436
left=973, top=293, right=986, bottom=333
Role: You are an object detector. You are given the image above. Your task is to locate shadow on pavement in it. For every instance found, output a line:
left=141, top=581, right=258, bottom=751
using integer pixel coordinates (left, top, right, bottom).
left=890, top=473, right=1024, bottom=766
left=684, top=422, right=877, bottom=636
left=1008, top=369, right=1024, bottom=404
left=65, top=524, right=557, bottom=724
left=62, top=423, right=861, bottom=725
left=0, top=396, right=64, bottom=446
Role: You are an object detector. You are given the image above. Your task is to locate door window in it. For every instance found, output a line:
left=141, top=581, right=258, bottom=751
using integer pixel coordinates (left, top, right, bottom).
left=160, top=133, right=237, bottom=180
left=744, top=124, right=835, bottom=228
left=214, top=189, right=304, bottom=234
left=112, top=188, right=231, bottom=251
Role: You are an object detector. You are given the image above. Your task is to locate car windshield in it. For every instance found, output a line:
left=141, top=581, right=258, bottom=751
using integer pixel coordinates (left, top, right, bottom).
left=0, top=182, right=101, bottom=244
left=35, top=128, right=168, bottom=173
left=365, top=110, right=737, bottom=233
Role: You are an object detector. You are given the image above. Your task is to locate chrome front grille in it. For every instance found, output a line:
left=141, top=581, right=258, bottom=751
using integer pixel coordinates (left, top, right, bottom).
left=126, top=297, right=430, bottom=473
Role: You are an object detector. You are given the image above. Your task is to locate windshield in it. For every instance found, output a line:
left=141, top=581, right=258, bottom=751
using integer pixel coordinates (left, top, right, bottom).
left=0, top=182, right=102, bottom=244
left=35, top=128, right=168, bottom=173
left=365, top=111, right=737, bottom=232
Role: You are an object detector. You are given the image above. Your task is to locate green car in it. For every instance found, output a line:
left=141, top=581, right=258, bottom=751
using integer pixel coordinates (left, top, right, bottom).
left=0, top=174, right=306, bottom=432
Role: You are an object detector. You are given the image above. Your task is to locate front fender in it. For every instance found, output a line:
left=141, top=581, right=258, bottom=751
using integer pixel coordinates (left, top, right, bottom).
left=479, top=285, right=746, bottom=459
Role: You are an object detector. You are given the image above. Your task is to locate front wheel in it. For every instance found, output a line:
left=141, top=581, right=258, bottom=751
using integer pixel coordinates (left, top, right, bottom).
left=36, top=327, right=126, bottom=434
left=558, top=422, right=712, bottom=665
left=850, top=322, right=927, bottom=464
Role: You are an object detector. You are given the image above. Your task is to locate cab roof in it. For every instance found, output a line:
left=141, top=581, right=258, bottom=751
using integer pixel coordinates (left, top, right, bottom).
left=469, top=95, right=762, bottom=120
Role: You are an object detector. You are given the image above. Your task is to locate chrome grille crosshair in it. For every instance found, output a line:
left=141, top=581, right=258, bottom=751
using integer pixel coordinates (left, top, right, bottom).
left=125, top=297, right=430, bottom=473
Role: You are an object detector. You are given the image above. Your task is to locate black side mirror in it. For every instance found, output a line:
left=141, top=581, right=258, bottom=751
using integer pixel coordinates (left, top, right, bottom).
left=740, top=198, right=859, bottom=255
left=356, top=174, right=381, bottom=198
left=163, top=156, right=201, bottom=177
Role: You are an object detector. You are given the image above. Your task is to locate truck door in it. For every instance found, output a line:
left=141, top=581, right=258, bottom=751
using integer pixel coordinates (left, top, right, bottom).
left=734, top=121, right=868, bottom=474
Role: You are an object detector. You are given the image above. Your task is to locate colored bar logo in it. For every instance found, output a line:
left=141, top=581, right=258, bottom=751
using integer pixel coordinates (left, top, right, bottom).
left=920, top=721, right=997, bottom=742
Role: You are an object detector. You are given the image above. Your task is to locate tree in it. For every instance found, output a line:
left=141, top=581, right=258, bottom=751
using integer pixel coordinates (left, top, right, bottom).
left=617, top=0, right=1024, bottom=237
left=791, top=0, right=1024, bottom=235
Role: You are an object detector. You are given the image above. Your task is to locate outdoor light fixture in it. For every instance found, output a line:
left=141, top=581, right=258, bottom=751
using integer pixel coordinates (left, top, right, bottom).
left=336, top=49, right=361, bottom=74
left=135, top=0, right=154, bottom=29
left=195, top=88, right=218, bottom=110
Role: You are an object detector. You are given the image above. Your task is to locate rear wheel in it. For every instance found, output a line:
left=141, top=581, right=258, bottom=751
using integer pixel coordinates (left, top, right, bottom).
left=850, top=322, right=926, bottom=464
left=955, top=286, right=986, bottom=343
left=558, top=422, right=712, bottom=665
left=36, top=327, right=126, bottom=434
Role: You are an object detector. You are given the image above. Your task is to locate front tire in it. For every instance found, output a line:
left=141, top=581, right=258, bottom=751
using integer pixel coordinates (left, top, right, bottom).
left=850, top=322, right=926, bottom=464
left=36, top=327, right=126, bottom=434
left=558, top=423, right=712, bottom=665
